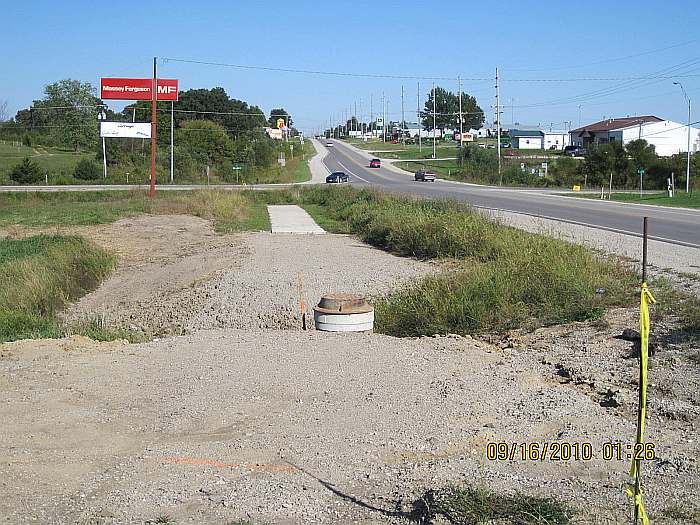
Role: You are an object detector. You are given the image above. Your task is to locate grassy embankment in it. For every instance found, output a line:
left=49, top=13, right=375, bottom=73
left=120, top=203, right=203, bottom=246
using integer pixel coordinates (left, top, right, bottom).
left=0, top=235, right=117, bottom=341
left=566, top=190, right=700, bottom=209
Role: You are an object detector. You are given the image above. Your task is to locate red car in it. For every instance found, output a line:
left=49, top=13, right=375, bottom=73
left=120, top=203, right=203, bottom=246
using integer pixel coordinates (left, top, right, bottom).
left=369, top=158, right=381, bottom=168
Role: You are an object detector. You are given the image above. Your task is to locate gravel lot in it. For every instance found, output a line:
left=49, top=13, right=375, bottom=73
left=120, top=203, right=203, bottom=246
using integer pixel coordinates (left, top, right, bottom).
left=2, top=310, right=698, bottom=524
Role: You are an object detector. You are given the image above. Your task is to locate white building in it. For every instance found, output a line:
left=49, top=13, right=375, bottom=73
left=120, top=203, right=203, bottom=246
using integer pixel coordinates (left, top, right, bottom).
left=509, top=129, right=543, bottom=149
left=569, top=116, right=700, bottom=157
left=543, top=131, right=571, bottom=150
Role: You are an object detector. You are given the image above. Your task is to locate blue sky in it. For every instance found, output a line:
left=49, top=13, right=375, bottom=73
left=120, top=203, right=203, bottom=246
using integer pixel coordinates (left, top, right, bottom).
left=1, top=1, right=699, bottom=133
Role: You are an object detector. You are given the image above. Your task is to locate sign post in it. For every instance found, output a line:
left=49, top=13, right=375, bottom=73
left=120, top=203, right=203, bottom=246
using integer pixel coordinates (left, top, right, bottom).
left=100, top=72, right=178, bottom=198
left=150, top=58, right=157, bottom=198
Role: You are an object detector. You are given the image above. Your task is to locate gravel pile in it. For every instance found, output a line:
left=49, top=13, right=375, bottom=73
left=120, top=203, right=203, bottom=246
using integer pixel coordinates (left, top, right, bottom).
left=186, top=232, right=436, bottom=332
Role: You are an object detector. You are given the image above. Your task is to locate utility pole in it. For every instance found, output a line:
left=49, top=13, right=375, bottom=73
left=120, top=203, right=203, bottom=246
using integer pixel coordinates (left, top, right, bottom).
left=578, top=104, right=582, bottom=128
left=674, top=82, right=692, bottom=194
left=401, top=85, right=405, bottom=144
left=149, top=56, right=157, bottom=198
left=370, top=94, right=373, bottom=137
left=417, top=81, right=422, bottom=152
left=458, top=76, right=464, bottom=148
left=381, top=92, right=385, bottom=142
left=386, top=99, right=390, bottom=142
left=170, top=101, right=174, bottom=183
left=354, top=100, right=357, bottom=137
left=496, top=67, right=501, bottom=185
left=432, top=82, right=436, bottom=159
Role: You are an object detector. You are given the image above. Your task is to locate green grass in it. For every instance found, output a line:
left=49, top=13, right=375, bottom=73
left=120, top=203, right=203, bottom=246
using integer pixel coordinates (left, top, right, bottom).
left=567, top=191, right=700, bottom=209
left=0, top=235, right=116, bottom=342
left=295, top=186, right=638, bottom=336
left=417, top=485, right=574, bottom=525
left=0, top=142, right=92, bottom=183
left=0, top=190, right=270, bottom=231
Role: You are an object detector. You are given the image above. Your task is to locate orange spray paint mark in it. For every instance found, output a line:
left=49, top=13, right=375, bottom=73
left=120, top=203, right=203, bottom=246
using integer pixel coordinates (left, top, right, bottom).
left=163, top=456, right=299, bottom=474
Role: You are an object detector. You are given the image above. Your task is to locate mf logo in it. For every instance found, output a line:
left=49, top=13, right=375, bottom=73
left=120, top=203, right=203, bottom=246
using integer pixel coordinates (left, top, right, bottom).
left=157, top=85, right=177, bottom=94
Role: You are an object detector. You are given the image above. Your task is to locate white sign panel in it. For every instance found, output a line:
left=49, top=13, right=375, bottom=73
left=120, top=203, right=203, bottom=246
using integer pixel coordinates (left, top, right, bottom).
left=100, top=122, right=151, bottom=139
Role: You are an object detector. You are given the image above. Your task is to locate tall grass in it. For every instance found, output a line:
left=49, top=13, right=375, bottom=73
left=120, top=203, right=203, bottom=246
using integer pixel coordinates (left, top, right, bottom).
left=0, top=235, right=116, bottom=341
left=296, top=186, right=638, bottom=335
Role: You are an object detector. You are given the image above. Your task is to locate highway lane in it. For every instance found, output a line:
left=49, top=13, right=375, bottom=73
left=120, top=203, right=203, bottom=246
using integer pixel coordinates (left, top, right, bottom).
left=323, top=140, right=700, bottom=248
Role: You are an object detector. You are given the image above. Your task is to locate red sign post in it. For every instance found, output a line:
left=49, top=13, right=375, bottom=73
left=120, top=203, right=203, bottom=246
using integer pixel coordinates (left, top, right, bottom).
left=101, top=70, right=178, bottom=197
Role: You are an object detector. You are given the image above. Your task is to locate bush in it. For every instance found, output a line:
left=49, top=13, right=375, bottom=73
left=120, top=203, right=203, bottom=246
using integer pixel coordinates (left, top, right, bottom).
left=9, top=157, right=42, bottom=184
left=73, top=159, right=102, bottom=180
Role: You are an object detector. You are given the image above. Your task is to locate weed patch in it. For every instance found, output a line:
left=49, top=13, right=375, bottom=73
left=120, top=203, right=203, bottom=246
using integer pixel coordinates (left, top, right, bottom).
left=295, top=186, right=638, bottom=335
left=417, top=484, right=574, bottom=525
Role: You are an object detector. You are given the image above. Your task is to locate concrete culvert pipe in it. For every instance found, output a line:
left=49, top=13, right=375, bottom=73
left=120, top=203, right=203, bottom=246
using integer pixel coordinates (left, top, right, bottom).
left=313, top=293, right=374, bottom=332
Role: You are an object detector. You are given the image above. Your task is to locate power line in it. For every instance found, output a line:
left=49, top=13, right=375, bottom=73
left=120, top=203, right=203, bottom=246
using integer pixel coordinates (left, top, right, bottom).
left=506, top=39, right=699, bottom=73
left=162, top=57, right=476, bottom=81
left=162, top=55, right=700, bottom=83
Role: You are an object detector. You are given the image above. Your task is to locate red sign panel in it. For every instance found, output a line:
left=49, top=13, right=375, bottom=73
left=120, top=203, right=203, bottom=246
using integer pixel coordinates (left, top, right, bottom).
left=101, top=78, right=179, bottom=101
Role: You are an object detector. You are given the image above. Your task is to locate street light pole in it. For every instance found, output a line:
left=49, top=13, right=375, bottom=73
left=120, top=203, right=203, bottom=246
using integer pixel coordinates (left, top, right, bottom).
left=674, top=82, right=692, bottom=194
left=432, top=82, right=436, bottom=159
left=458, top=75, right=463, bottom=148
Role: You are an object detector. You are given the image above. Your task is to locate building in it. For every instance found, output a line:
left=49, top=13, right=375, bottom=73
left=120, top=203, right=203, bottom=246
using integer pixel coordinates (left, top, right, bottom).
left=569, top=116, right=700, bottom=157
left=543, top=131, right=570, bottom=150
left=509, top=129, right=543, bottom=149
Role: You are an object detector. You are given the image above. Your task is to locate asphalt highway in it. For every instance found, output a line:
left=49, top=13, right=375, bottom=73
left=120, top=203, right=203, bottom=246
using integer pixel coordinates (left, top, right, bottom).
left=322, top=139, right=700, bottom=248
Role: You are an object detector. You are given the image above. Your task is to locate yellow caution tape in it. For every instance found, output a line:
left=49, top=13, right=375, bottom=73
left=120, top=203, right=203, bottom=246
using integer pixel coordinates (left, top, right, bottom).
left=627, top=281, right=656, bottom=525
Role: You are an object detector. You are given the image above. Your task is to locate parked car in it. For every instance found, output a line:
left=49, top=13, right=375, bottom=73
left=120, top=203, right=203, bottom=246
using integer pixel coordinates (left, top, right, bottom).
left=326, top=172, right=349, bottom=183
left=369, top=158, right=381, bottom=168
left=414, top=170, right=436, bottom=182
left=500, top=142, right=511, bottom=148
left=326, top=141, right=334, bottom=147
left=564, top=145, right=585, bottom=157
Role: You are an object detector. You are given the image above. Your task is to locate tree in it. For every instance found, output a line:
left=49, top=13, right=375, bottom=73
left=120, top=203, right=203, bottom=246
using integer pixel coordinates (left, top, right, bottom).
left=73, top=159, right=101, bottom=180
left=0, top=100, right=8, bottom=122
left=175, top=119, right=233, bottom=163
left=268, top=108, right=292, bottom=128
left=175, top=87, right=266, bottom=135
left=19, top=79, right=101, bottom=151
left=10, top=157, right=42, bottom=184
left=422, top=86, right=484, bottom=130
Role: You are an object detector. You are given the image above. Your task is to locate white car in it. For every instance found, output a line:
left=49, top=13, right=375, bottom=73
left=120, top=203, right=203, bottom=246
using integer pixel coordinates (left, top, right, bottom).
left=326, top=142, right=334, bottom=147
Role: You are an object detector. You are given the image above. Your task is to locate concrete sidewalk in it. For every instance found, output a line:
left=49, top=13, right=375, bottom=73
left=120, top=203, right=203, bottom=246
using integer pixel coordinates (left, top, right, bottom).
left=267, top=205, right=325, bottom=234
left=303, top=139, right=331, bottom=184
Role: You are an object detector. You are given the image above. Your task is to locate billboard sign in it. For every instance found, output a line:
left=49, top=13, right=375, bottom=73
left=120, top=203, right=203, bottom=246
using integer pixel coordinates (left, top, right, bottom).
left=101, top=78, right=179, bottom=101
left=276, top=117, right=286, bottom=129
left=100, top=122, right=151, bottom=139
left=376, top=117, right=384, bottom=128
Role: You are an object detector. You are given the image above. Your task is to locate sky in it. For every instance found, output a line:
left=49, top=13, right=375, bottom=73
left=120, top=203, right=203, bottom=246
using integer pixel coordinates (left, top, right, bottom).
left=1, top=1, right=699, bottom=134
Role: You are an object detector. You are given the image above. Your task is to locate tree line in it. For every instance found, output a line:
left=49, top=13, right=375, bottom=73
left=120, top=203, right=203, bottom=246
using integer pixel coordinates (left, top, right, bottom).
left=454, top=139, right=697, bottom=189
left=1, top=79, right=297, bottom=184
